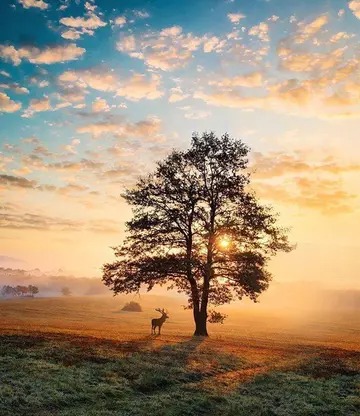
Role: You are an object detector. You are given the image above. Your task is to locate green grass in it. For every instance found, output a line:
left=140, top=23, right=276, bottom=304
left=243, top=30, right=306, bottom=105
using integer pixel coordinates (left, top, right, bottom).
left=0, top=333, right=359, bottom=416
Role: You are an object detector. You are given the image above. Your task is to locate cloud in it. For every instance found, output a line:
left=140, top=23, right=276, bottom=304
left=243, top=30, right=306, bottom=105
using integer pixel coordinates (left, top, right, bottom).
left=29, top=75, right=49, bottom=88
left=117, top=35, right=136, bottom=52
left=33, top=145, right=52, bottom=157
left=92, top=97, right=110, bottom=112
left=348, top=0, right=360, bottom=19
left=209, top=71, right=263, bottom=88
left=0, top=212, right=81, bottom=231
left=0, top=92, right=22, bottom=113
left=251, top=152, right=360, bottom=178
left=116, top=26, right=203, bottom=71
left=18, top=0, right=48, bottom=10
left=59, top=68, right=163, bottom=101
left=254, top=178, right=356, bottom=214
left=168, top=86, right=189, bottom=103
left=183, top=110, right=211, bottom=120
left=59, top=68, right=117, bottom=92
left=203, top=36, right=227, bottom=53
left=0, top=82, right=29, bottom=94
left=116, top=73, right=163, bottom=101
left=194, top=89, right=264, bottom=109
left=268, top=15, right=279, bottom=22
left=0, top=208, right=122, bottom=233
left=77, top=116, right=162, bottom=139
left=84, top=1, right=96, bottom=12
left=329, top=32, right=354, bottom=43
left=47, top=159, right=104, bottom=172
left=277, top=46, right=344, bottom=72
left=22, top=96, right=51, bottom=117
left=0, top=154, right=13, bottom=171
left=64, top=138, right=80, bottom=154
left=195, top=71, right=360, bottom=118
left=293, top=15, right=329, bottom=44
left=227, top=13, right=246, bottom=24
left=114, top=16, right=126, bottom=26
left=0, top=174, right=36, bottom=189
left=0, top=43, right=85, bottom=65
left=61, top=29, right=82, bottom=40
left=0, top=71, right=10, bottom=78
left=250, top=151, right=359, bottom=214
left=248, top=22, right=269, bottom=42
left=57, top=84, right=87, bottom=103
left=268, top=79, right=312, bottom=106
left=60, top=13, right=107, bottom=30
left=133, top=10, right=150, bottom=19
left=22, top=136, right=40, bottom=144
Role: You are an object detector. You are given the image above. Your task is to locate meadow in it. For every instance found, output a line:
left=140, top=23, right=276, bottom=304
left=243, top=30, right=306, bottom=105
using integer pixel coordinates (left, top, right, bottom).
left=0, top=295, right=359, bottom=416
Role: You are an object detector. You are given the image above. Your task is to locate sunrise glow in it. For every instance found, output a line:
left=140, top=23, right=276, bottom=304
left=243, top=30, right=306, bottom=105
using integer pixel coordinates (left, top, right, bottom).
left=0, top=0, right=359, bottom=293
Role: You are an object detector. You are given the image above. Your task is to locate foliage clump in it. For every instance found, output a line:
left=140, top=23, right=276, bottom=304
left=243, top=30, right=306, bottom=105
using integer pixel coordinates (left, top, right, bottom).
left=207, top=310, right=227, bottom=324
left=122, top=301, right=142, bottom=312
left=61, top=287, right=71, bottom=297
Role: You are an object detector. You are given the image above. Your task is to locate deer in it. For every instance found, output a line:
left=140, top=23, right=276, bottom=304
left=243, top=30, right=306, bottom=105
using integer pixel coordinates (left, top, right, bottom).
left=151, top=308, right=169, bottom=335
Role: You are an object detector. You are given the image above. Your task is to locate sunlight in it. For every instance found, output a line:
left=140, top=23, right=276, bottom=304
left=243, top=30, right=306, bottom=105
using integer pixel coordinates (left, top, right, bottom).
left=219, top=237, right=230, bottom=250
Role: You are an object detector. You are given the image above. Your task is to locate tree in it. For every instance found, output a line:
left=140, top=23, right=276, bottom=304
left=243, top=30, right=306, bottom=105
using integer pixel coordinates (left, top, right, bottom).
left=15, top=285, right=29, bottom=297
left=102, top=132, right=293, bottom=336
left=28, top=285, right=39, bottom=297
left=61, top=287, right=72, bottom=296
left=1, top=285, right=16, bottom=297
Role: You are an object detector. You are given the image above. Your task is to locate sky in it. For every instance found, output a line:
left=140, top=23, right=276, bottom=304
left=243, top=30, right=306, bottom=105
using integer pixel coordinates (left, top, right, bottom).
left=0, top=0, right=359, bottom=288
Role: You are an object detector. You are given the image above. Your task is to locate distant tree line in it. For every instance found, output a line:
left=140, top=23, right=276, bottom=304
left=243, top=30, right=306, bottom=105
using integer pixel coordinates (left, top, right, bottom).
left=1, top=285, right=39, bottom=298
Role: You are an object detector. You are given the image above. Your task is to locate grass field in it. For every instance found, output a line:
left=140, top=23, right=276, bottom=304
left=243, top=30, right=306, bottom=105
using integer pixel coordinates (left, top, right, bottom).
left=0, top=296, right=359, bottom=415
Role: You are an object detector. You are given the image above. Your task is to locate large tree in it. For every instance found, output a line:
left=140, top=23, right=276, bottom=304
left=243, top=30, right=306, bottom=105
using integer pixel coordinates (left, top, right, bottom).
left=103, top=132, right=293, bottom=336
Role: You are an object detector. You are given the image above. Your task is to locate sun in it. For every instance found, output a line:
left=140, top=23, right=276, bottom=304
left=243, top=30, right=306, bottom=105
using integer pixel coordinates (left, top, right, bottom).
left=219, top=237, right=230, bottom=249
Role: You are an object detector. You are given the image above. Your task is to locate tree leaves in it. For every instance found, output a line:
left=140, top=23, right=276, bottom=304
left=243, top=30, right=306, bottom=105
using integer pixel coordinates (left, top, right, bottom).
left=102, top=132, right=293, bottom=328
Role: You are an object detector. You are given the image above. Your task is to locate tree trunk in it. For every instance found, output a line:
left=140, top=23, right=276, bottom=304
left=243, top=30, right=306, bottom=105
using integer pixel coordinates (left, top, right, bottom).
left=193, top=311, right=208, bottom=336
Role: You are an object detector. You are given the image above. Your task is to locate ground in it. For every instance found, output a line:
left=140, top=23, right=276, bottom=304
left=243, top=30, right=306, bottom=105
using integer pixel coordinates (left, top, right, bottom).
left=0, top=296, right=359, bottom=416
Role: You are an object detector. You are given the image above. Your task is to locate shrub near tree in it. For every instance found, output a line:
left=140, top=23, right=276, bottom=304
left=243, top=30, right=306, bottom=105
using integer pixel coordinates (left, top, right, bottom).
left=61, top=287, right=72, bottom=296
left=122, top=301, right=142, bottom=312
left=103, top=132, right=293, bottom=336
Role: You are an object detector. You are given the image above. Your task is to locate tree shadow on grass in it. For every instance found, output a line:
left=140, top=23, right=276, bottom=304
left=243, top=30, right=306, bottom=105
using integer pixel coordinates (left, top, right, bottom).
left=0, top=333, right=359, bottom=416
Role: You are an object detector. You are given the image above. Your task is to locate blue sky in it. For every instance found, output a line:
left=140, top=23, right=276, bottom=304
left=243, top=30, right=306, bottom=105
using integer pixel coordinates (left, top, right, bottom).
left=0, top=0, right=359, bottom=285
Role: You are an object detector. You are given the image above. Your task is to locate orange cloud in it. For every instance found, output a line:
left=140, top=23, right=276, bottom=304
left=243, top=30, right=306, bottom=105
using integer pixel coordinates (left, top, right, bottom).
left=0, top=44, right=85, bottom=66
left=18, top=0, right=48, bottom=9
left=116, top=26, right=203, bottom=71
left=0, top=92, right=22, bottom=113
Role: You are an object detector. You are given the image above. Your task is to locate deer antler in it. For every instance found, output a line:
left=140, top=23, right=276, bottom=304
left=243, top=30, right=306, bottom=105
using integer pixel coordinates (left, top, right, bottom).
left=155, top=308, right=165, bottom=314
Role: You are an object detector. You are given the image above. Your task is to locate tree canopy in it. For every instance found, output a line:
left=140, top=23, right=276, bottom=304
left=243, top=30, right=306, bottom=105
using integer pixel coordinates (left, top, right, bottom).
left=103, top=132, right=293, bottom=336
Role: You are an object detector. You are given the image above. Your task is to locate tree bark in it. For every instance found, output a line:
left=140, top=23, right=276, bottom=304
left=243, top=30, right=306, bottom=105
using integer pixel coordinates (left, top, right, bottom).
left=193, top=310, right=208, bottom=336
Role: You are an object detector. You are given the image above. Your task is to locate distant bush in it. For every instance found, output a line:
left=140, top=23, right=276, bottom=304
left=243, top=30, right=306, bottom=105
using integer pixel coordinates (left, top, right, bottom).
left=61, top=287, right=71, bottom=296
left=121, top=301, right=142, bottom=312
